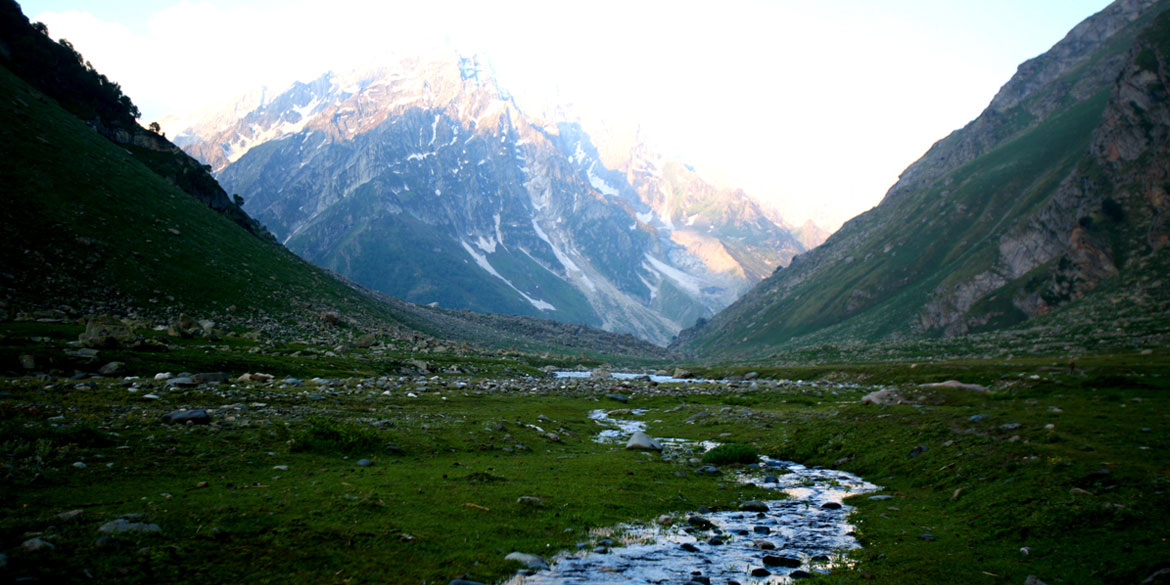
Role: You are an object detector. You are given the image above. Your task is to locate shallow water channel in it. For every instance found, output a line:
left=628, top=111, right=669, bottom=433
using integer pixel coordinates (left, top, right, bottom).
left=505, top=410, right=880, bottom=584
left=553, top=371, right=720, bottom=384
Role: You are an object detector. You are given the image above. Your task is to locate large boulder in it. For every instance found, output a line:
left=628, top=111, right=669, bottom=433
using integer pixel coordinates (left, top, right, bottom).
left=626, top=431, right=663, bottom=451
left=504, top=552, right=548, bottom=570
left=860, top=389, right=906, bottom=406
left=79, top=315, right=138, bottom=349
left=167, top=313, right=201, bottom=338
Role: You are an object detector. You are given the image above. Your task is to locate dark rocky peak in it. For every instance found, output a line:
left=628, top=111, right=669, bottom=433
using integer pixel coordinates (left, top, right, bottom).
left=989, top=0, right=1161, bottom=114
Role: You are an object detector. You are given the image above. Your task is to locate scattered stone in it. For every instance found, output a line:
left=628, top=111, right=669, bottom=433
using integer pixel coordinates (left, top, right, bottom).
left=1000, top=423, right=1021, bottom=431
left=517, top=496, right=542, bottom=506
left=605, top=393, right=629, bottom=403
left=504, top=552, right=548, bottom=570
left=687, top=516, right=715, bottom=530
left=192, top=372, right=229, bottom=384
left=165, top=376, right=196, bottom=388
left=273, top=465, right=289, bottom=471
left=99, top=519, right=161, bottom=534
left=19, top=354, right=35, bottom=369
left=919, top=380, right=988, bottom=392
left=161, top=409, right=211, bottom=425
left=969, top=414, right=990, bottom=422
left=680, top=542, right=700, bottom=553
left=908, top=445, right=927, bottom=458
left=154, top=372, right=173, bottom=381
left=1143, top=568, right=1170, bottom=584
left=672, top=368, right=695, bottom=379
left=744, top=371, right=759, bottom=380
left=696, top=465, right=721, bottom=475
left=357, top=459, right=373, bottom=467
left=66, top=347, right=100, bottom=362
left=142, top=393, right=161, bottom=401
left=449, top=580, right=489, bottom=585
left=98, top=361, right=124, bottom=376
left=72, top=461, right=87, bottom=469
left=1020, top=547, right=1032, bottom=555
left=920, top=533, right=935, bottom=541
left=1025, top=576, right=1047, bottom=585
left=625, top=431, right=662, bottom=451
left=755, top=541, right=776, bottom=550
left=751, top=568, right=771, bottom=577
left=707, top=536, right=724, bottom=545
left=869, top=495, right=893, bottom=501
left=790, top=570, right=813, bottom=579
left=763, top=555, right=802, bottom=568
left=23, top=537, right=54, bottom=551
left=861, top=389, right=905, bottom=405
left=821, top=502, right=842, bottom=510
left=739, top=500, right=769, bottom=512
left=57, top=510, right=84, bottom=522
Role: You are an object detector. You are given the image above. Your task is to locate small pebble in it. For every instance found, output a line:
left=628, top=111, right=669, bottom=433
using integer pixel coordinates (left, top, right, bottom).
left=23, top=537, right=55, bottom=551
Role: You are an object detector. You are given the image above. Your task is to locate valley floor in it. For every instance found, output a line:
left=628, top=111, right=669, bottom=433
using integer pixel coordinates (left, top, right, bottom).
left=1, top=325, right=1167, bottom=585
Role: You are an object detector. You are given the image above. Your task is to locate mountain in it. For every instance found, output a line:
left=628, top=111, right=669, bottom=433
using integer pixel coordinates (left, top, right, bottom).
left=0, top=2, right=670, bottom=361
left=169, top=58, right=805, bottom=345
left=674, top=0, right=1170, bottom=358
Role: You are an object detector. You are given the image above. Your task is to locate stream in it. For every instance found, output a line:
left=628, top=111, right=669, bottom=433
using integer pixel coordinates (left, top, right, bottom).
left=505, top=410, right=880, bottom=584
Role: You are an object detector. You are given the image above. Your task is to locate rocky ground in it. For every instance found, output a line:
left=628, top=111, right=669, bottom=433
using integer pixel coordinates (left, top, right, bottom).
left=1, top=318, right=1167, bottom=585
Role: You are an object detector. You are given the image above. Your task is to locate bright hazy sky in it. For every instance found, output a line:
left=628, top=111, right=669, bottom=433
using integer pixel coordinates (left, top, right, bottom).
left=23, top=0, right=1112, bottom=231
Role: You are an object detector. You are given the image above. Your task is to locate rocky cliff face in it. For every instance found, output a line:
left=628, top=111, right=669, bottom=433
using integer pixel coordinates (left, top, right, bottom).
left=674, top=0, right=1170, bottom=357
left=172, top=57, right=803, bottom=345
left=890, top=0, right=1162, bottom=200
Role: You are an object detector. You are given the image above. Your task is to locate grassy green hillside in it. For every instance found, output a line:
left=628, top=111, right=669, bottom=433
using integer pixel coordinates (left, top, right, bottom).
left=674, top=4, right=1170, bottom=360
left=0, top=65, right=375, bottom=328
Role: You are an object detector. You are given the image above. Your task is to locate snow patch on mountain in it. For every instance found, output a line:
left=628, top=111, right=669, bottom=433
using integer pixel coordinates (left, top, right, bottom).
left=587, top=164, right=620, bottom=197
left=643, top=253, right=706, bottom=297
left=461, top=240, right=556, bottom=312
left=531, top=218, right=595, bottom=292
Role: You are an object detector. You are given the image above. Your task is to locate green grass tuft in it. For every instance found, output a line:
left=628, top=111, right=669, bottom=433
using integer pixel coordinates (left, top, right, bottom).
left=701, top=443, right=759, bottom=465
